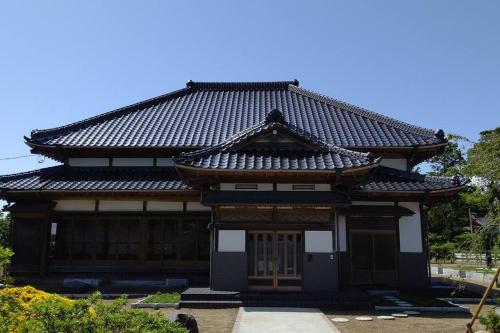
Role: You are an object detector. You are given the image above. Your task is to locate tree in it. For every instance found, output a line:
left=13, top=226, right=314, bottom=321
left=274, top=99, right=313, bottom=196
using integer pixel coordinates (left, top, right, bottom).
left=424, top=134, right=470, bottom=245
left=427, top=133, right=469, bottom=177
left=462, top=127, right=500, bottom=187
left=0, top=213, right=10, bottom=248
left=459, top=128, right=500, bottom=266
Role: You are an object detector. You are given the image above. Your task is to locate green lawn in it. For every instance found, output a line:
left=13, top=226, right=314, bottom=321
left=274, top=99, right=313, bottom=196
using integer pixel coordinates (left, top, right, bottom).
left=142, top=291, right=181, bottom=304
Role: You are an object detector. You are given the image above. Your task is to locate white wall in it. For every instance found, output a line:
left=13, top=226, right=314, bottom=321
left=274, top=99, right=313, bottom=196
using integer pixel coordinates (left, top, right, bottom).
left=305, top=231, right=333, bottom=253
left=276, top=184, right=331, bottom=191
left=156, top=158, right=174, bottom=166
left=111, top=158, right=154, bottom=167
left=351, top=201, right=394, bottom=206
left=68, top=158, right=109, bottom=167
left=218, top=230, right=245, bottom=252
left=99, top=200, right=143, bottom=211
left=220, top=183, right=273, bottom=191
left=186, top=202, right=211, bottom=211
left=146, top=201, right=183, bottom=211
left=380, top=158, right=407, bottom=171
left=398, top=202, right=422, bottom=253
left=337, top=215, right=347, bottom=252
left=54, top=200, right=95, bottom=211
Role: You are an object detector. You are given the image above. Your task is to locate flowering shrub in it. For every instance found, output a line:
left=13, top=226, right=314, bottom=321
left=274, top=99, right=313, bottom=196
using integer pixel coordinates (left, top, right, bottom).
left=0, top=287, right=187, bottom=333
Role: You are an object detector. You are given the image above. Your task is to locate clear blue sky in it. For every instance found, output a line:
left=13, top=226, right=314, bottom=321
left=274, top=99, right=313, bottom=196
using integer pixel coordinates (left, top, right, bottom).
left=0, top=0, right=499, bottom=177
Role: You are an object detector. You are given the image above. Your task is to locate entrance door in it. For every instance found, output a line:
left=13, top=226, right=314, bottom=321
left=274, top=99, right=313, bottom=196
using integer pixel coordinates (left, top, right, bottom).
left=247, top=231, right=302, bottom=291
left=350, top=230, right=398, bottom=285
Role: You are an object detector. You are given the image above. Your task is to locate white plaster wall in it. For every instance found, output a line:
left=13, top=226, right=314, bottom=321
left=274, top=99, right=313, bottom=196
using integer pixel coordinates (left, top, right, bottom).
left=156, top=158, right=175, bottom=166
left=351, top=201, right=394, bottom=206
left=398, top=202, right=422, bottom=253
left=68, top=158, right=109, bottom=167
left=305, top=231, right=333, bottom=253
left=380, top=158, right=408, bottom=171
left=186, top=202, right=211, bottom=211
left=111, top=158, right=154, bottom=167
left=218, top=230, right=245, bottom=252
left=99, top=200, right=143, bottom=211
left=54, top=200, right=95, bottom=211
left=338, top=215, right=347, bottom=252
left=147, top=201, right=183, bottom=211
left=276, top=184, right=331, bottom=191
left=220, top=183, right=273, bottom=191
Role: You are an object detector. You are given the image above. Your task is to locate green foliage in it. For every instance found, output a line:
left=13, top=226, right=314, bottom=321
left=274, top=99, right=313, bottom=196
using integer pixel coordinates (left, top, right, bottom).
left=463, top=127, right=500, bottom=185
left=427, top=133, right=469, bottom=177
left=429, top=242, right=455, bottom=262
left=0, top=289, right=188, bottom=333
left=143, top=291, right=181, bottom=304
left=0, top=213, right=10, bottom=248
left=0, top=245, right=13, bottom=284
left=479, top=298, right=500, bottom=333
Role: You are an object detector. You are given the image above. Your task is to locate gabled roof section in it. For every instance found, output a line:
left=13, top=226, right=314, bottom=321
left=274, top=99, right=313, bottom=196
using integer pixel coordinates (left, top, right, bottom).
left=0, top=166, right=192, bottom=193
left=27, top=80, right=446, bottom=151
left=357, top=166, right=469, bottom=193
left=175, top=110, right=379, bottom=171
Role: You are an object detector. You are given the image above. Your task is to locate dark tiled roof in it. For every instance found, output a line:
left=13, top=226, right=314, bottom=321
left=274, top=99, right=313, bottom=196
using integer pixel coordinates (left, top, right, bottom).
left=359, top=166, right=467, bottom=192
left=0, top=166, right=191, bottom=192
left=176, top=111, right=377, bottom=171
left=177, top=151, right=374, bottom=171
left=28, top=81, right=445, bottom=149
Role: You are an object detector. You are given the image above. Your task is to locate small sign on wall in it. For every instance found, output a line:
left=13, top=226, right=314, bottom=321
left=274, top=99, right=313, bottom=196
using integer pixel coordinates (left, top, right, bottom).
left=218, top=230, right=245, bottom=252
left=304, top=231, right=333, bottom=253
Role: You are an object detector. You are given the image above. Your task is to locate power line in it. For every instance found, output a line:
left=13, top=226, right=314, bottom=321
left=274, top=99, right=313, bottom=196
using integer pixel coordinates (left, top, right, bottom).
left=0, top=155, right=35, bottom=161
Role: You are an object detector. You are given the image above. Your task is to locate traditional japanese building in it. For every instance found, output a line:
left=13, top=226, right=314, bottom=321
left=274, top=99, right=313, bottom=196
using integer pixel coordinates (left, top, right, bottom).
left=0, top=80, right=466, bottom=291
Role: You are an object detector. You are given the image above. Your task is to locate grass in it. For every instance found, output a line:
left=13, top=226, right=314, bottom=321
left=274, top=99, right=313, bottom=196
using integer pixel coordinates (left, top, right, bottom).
left=142, top=291, right=181, bottom=304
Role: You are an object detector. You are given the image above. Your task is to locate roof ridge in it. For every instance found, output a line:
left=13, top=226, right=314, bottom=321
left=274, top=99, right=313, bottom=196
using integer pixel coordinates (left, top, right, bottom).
left=30, top=87, right=193, bottom=141
left=289, top=85, right=442, bottom=139
left=186, top=80, right=298, bottom=90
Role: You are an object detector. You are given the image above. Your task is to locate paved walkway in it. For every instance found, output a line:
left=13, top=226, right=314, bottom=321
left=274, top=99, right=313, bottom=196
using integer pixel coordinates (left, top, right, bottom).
left=232, top=307, right=339, bottom=333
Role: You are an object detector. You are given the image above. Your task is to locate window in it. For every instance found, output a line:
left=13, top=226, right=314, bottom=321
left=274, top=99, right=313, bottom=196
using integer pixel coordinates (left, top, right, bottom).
left=148, top=219, right=177, bottom=260
left=50, top=215, right=210, bottom=264
left=292, top=184, right=315, bottom=191
left=235, top=183, right=258, bottom=190
left=48, top=222, right=58, bottom=259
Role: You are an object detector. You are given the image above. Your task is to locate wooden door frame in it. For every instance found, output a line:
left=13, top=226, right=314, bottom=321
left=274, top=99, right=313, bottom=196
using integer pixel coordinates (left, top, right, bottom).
left=247, top=230, right=303, bottom=290
left=347, top=217, right=400, bottom=286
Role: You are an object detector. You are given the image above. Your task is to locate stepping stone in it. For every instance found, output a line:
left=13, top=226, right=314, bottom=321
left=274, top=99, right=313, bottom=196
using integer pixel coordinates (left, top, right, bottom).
left=355, top=316, right=373, bottom=321
left=392, top=313, right=409, bottom=318
left=377, top=315, right=395, bottom=320
left=395, top=303, right=413, bottom=307
left=331, top=318, right=349, bottom=323
left=403, top=311, right=420, bottom=315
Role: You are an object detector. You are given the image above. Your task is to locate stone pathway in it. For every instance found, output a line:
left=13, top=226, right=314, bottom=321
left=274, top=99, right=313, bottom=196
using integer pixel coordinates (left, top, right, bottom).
left=233, top=307, right=339, bottom=333
left=383, top=295, right=415, bottom=307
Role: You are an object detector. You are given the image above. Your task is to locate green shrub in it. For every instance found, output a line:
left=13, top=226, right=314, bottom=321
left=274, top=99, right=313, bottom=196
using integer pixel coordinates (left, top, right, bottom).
left=0, top=287, right=188, bottom=333
left=430, top=242, right=456, bottom=262
left=0, top=245, right=13, bottom=284
left=479, top=306, right=500, bottom=333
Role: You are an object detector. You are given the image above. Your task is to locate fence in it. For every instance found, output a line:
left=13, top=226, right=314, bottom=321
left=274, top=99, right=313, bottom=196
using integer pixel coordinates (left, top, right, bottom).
left=432, top=252, right=500, bottom=265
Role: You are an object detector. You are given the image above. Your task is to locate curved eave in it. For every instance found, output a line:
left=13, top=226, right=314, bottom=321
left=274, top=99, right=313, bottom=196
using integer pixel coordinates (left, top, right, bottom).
left=174, top=160, right=380, bottom=175
left=352, top=184, right=468, bottom=200
left=0, top=189, right=200, bottom=201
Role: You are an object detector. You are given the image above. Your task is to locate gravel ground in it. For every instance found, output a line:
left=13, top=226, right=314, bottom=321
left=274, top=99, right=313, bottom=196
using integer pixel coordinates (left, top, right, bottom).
left=323, top=303, right=493, bottom=333
left=121, top=298, right=494, bottom=333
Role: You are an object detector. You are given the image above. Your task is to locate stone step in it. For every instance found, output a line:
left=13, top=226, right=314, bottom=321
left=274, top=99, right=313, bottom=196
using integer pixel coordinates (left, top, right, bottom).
left=180, top=299, right=373, bottom=309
